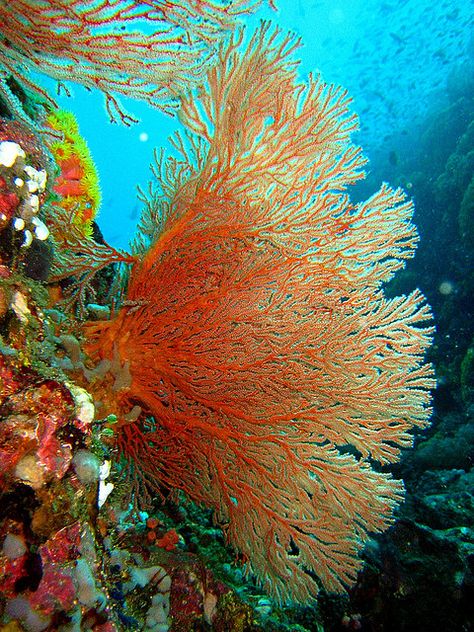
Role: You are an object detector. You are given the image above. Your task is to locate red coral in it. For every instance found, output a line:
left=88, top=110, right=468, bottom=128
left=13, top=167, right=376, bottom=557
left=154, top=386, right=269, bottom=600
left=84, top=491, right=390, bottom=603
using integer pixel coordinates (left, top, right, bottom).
left=0, top=176, right=20, bottom=219
left=54, top=154, right=86, bottom=197
left=85, top=25, right=434, bottom=602
left=155, top=529, right=180, bottom=552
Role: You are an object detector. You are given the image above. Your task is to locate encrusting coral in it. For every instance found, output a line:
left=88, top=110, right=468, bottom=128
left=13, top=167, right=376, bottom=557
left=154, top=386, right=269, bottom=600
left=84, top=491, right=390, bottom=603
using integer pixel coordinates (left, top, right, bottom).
left=46, top=109, right=101, bottom=239
left=85, top=24, right=435, bottom=603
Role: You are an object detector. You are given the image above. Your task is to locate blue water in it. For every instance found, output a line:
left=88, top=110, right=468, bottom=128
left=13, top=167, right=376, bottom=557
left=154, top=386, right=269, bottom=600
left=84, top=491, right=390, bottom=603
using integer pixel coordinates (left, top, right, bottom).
left=43, top=0, right=474, bottom=250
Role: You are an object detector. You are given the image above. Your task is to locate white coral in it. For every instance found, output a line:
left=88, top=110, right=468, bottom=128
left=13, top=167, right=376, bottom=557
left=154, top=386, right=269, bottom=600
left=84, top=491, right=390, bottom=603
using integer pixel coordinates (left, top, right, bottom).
left=0, top=140, right=49, bottom=246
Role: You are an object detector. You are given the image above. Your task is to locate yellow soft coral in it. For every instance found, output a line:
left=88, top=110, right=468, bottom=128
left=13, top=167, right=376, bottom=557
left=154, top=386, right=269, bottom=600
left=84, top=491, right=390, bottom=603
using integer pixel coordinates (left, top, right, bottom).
left=47, top=110, right=101, bottom=238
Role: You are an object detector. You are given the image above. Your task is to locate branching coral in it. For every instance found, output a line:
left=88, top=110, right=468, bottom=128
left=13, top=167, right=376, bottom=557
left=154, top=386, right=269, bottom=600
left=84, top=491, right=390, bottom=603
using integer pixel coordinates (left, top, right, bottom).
left=0, top=0, right=273, bottom=125
left=46, top=203, right=134, bottom=315
left=85, top=24, right=435, bottom=603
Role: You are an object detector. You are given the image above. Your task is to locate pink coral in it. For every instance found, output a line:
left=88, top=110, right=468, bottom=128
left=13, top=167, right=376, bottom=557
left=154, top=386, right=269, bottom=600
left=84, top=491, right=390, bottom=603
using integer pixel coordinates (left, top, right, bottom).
left=28, top=565, right=76, bottom=615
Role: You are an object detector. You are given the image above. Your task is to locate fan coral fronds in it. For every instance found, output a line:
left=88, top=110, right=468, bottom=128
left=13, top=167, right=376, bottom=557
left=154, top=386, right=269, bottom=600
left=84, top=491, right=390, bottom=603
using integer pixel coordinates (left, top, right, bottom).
left=85, top=24, right=435, bottom=602
left=0, top=0, right=273, bottom=125
left=46, top=203, right=134, bottom=315
left=47, top=110, right=100, bottom=238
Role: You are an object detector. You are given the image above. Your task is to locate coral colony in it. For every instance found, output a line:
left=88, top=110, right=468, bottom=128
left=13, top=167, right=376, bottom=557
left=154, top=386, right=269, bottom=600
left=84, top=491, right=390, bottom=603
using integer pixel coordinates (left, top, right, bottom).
left=47, top=110, right=102, bottom=240
left=0, top=1, right=434, bottom=630
left=86, top=25, right=435, bottom=602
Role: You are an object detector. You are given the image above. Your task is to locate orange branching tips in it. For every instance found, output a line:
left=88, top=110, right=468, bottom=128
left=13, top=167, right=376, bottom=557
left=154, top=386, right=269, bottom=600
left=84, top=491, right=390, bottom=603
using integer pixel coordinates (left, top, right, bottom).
left=0, top=0, right=272, bottom=125
left=86, top=24, right=435, bottom=602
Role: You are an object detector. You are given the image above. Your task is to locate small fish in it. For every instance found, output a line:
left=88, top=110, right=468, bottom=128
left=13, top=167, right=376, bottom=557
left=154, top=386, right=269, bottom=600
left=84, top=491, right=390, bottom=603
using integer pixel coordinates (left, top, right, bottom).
left=390, top=32, right=407, bottom=45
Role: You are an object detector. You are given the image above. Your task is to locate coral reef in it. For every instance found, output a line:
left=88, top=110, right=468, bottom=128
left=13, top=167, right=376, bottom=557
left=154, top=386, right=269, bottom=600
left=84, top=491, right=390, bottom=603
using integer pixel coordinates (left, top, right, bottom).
left=3, top=2, right=473, bottom=630
left=0, top=291, right=279, bottom=631
left=0, top=82, right=303, bottom=632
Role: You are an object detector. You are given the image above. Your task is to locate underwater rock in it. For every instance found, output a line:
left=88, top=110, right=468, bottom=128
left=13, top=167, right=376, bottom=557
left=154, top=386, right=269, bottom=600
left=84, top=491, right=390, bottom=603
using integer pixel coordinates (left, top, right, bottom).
left=353, top=516, right=474, bottom=632
left=0, top=359, right=79, bottom=489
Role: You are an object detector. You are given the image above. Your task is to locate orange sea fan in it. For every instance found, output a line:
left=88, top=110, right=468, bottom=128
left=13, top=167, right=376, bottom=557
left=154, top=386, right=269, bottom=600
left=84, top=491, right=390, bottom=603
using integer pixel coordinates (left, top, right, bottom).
left=85, top=24, right=435, bottom=602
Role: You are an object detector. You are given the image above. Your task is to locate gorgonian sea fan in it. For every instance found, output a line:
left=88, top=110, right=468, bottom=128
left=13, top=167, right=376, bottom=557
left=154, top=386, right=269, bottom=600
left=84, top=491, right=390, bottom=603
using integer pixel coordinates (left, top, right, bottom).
left=86, top=24, right=435, bottom=602
left=0, top=0, right=271, bottom=125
